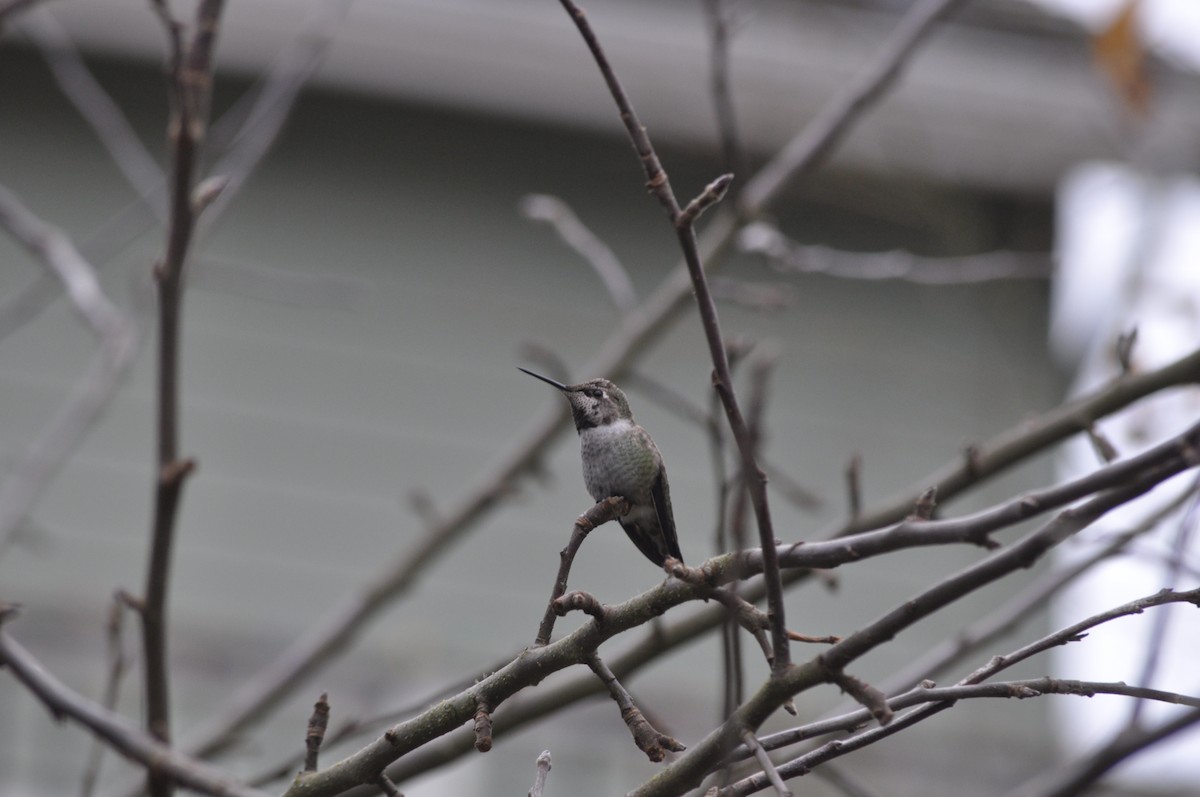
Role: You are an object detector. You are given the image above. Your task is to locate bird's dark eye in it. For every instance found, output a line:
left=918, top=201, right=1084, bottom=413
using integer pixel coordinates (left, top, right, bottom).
left=589, top=389, right=604, bottom=399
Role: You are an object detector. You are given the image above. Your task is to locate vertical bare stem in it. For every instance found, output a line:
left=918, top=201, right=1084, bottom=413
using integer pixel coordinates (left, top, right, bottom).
left=141, top=3, right=225, bottom=796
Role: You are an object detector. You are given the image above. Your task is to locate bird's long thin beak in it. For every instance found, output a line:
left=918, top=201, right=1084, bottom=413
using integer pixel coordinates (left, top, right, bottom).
left=517, top=367, right=570, bottom=391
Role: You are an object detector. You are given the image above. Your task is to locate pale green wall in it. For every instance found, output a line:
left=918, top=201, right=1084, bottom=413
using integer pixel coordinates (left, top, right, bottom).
left=1, top=49, right=1066, bottom=796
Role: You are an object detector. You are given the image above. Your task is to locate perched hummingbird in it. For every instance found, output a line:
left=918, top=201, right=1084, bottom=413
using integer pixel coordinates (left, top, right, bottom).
left=519, top=368, right=683, bottom=568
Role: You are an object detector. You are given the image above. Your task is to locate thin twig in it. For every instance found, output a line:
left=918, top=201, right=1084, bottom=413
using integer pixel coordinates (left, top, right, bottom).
left=740, top=730, right=791, bottom=797
left=737, top=0, right=969, bottom=215
left=0, top=187, right=142, bottom=553
left=1002, top=706, right=1200, bottom=797
left=824, top=345, right=1200, bottom=539
left=528, top=750, right=552, bottom=797
left=844, top=455, right=861, bottom=521
left=738, top=222, right=1051, bottom=284
left=520, top=194, right=636, bottom=312
left=0, top=0, right=351, bottom=346
left=624, top=372, right=820, bottom=512
left=718, top=352, right=776, bottom=724
left=472, top=702, right=493, bottom=753
left=0, top=185, right=127, bottom=344
left=1127, top=473, right=1200, bottom=726
left=704, top=0, right=746, bottom=183
left=198, top=0, right=353, bottom=231
left=373, top=775, right=402, bottom=797
left=303, top=693, right=330, bottom=773
left=535, top=496, right=628, bottom=646
left=587, top=652, right=685, bottom=762
left=20, top=8, right=165, bottom=204
left=79, top=594, right=134, bottom=797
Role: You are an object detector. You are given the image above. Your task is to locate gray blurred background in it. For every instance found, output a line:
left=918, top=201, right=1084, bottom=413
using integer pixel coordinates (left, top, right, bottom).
left=2, top=1, right=1198, bottom=795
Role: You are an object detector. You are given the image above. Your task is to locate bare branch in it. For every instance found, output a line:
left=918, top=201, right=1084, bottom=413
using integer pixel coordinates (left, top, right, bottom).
left=1127, top=474, right=1200, bottom=726
left=80, top=594, right=134, bottom=797
left=679, top=173, right=734, bottom=228
left=1085, top=422, right=1120, bottom=463
left=844, top=455, right=861, bottom=521
left=704, top=0, right=746, bottom=181
left=587, top=652, right=685, bottom=763
left=624, top=372, right=820, bottom=512
left=0, top=185, right=128, bottom=344
left=19, top=9, right=164, bottom=203
left=826, top=345, right=1200, bottom=538
left=140, top=5, right=226, bottom=796
left=528, top=750, right=552, bottom=797
left=738, top=222, right=1051, bottom=284
left=738, top=0, right=969, bottom=215
left=553, top=589, right=606, bottom=622
left=303, top=693, right=330, bottom=773
left=0, top=628, right=268, bottom=797
left=373, top=774, right=402, bottom=797
left=472, top=702, right=493, bottom=753
left=535, top=496, right=629, bottom=646
left=1114, top=327, right=1138, bottom=375
left=740, top=730, right=791, bottom=797
left=908, top=486, right=937, bottom=522
left=199, top=0, right=352, bottom=229
left=520, top=194, right=636, bottom=312
left=0, top=186, right=141, bottom=552
left=824, top=671, right=892, bottom=727
left=1002, top=706, right=1200, bottom=797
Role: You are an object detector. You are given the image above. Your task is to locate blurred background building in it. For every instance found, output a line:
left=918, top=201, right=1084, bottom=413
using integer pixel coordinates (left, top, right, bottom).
left=1, top=1, right=1198, bottom=795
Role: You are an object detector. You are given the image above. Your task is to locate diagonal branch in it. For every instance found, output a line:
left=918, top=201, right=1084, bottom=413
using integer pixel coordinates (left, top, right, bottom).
left=0, top=627, right=268, bottom=797
left=826, top=345, right=1200, bottom=538
left=519, top=193, right=637, bottom=313
left=587, top=652, right=685, bottom=762
left=737, top=0, right=968, bottom=216
left=0, top=186, right=141, bottom=552
left=1002, top=706, right=1200, bottom=797
left=19, top=8, right=165, bottom=204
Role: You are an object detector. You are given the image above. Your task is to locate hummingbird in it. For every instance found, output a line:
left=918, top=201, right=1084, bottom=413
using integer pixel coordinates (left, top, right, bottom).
left=519, top=368, right=683, bottom=568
